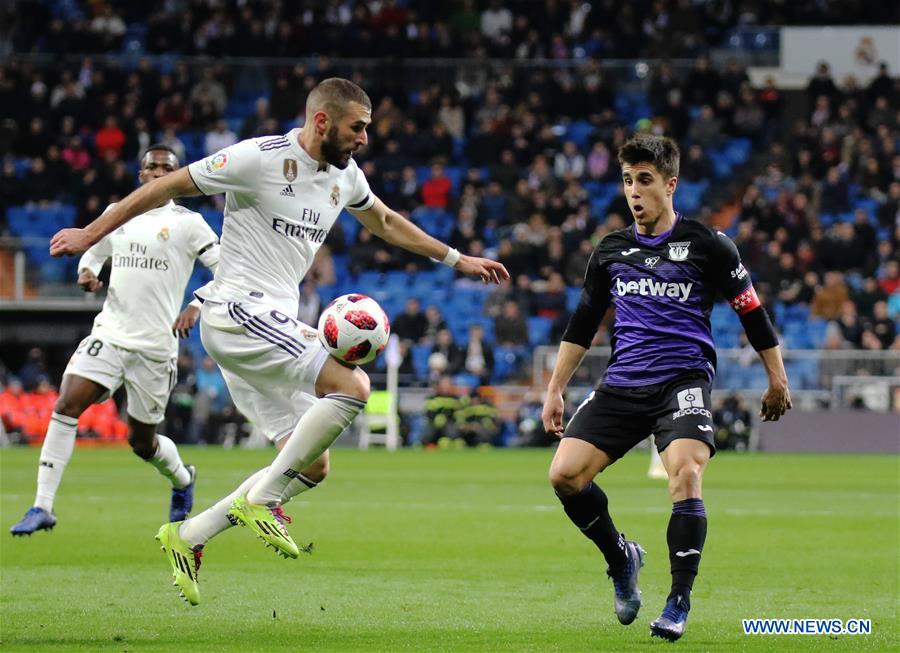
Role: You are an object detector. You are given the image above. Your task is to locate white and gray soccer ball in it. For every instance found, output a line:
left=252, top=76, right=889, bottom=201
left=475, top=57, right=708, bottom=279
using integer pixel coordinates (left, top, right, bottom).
left=318, top=293, right=390, bottom=365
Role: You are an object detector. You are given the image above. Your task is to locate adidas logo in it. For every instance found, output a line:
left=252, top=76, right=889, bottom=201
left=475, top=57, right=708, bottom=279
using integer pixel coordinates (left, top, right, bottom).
left=280, top=184, right=295, bottom=197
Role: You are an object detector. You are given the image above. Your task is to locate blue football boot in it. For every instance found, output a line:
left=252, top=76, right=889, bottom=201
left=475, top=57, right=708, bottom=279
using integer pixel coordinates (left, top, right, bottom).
left=650, top=594, right=690, bottom=641
left=169, top=465, right=196, bottom=522
left=607, top=539, right=646, bottom=625
left=10, top=507, right=57, bottom=536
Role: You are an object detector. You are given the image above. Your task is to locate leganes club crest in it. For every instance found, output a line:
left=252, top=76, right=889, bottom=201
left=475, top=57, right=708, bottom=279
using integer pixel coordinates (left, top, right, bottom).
left=667, top=241, right=691, bottom=261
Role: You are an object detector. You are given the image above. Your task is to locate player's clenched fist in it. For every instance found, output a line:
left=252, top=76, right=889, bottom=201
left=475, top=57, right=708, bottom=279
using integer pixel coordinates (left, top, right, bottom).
left=50, top=228, right=94, bottom=257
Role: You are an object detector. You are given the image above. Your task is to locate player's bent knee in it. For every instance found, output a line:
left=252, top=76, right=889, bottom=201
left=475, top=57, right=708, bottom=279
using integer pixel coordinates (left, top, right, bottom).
left=316, top=358, right=370, bottom=402
left=128, top=433, right=156, bottom=459
left=548, top=463, right=589, bottom=496
left=53, top=394, right=86, bottom=418
left=668, top=462, right=703, bottom=498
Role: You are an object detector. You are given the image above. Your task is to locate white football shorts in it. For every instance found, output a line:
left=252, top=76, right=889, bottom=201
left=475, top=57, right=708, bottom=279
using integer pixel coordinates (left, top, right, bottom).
left=63, top=333, right=176, bottom=424
left=199, top=300, right=328, bottom=442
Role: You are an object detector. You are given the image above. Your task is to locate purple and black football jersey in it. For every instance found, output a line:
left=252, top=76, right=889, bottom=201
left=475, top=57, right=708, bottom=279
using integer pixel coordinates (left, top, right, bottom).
left=562, top=215, right=758, bottom=387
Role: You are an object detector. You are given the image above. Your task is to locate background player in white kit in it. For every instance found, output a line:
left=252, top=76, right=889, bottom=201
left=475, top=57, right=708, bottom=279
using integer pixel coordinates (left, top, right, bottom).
left=49, top=78, right=509, bottom=605
left=11, top=145, right=220, bottom=536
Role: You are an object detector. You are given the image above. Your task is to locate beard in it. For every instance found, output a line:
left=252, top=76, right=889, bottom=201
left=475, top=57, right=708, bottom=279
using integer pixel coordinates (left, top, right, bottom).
left=321, top=125, right=352, bottom=169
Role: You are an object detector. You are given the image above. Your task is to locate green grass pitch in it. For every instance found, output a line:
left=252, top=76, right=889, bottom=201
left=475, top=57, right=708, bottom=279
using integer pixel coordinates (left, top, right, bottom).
left=1, top=447, right=897, bottom=652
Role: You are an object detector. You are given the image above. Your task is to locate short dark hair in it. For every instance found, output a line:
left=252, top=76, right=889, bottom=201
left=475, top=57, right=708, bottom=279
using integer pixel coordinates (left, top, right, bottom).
left=141, top=143, right=179, bottom=164
left=617, top=134, right=680, bottom=179
left=306, top=77, right=372, bottom=119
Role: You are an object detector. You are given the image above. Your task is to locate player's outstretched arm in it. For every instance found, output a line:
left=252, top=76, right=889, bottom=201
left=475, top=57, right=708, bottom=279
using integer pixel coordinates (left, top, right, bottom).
left=542, top=341, right=589, bottom=437
left=50, top=168, right=202, bottom=257
left=757, top=346, right=792, bottom=422
left=349, top=196, right=509, bottom=284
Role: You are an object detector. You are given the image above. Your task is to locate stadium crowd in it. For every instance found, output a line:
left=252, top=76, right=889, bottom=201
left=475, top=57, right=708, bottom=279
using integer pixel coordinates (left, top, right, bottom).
left=6, top=0, right=898, bottom=61
left=1, top=3, right=898, bottom=445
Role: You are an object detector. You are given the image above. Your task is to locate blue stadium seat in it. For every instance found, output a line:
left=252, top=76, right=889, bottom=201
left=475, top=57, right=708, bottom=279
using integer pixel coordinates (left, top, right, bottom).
left=411, top=345, right=431, bottom=379
left=527, top=316, right=553, bottom=347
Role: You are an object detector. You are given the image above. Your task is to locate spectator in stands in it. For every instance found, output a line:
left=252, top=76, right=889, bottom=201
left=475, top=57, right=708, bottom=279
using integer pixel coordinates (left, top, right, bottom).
left=422, top=375, right=461, bottom=446
left=94, top=115, right=126, bottom=159
left=712, top=394, right=751, bottom=451
left=463, top=324, right=494, bottom=384
left=867, top=300, right=897, bottom=349
left=733, top=86, right=766, bottom=144
left=834, top=300, right=864, bottom=347
left=554, top=141, right=585, bottom=178
left=239, top=98, right=271, bottom=139
left=811, top=270, right=850, bottom=320
left=158, top=127, right=186, bottom=163
left=820, top=166, right=851, bottom=214
left=494, top=299, right=528, bottom=347
left=421, top=162, right=452, bottom=209
left=18, top=347, right=48, bottom=391
left=205, top=118, right=238, bottom=156
left=22, top=157, right=54, bottom=203
left=680, top=144, right=713, bottom=181
left=879, top=260, right=900, bottom=295
left=431, top=328, right=464, bottom=375
left=155, top=91, right=191, bottom=130
left=422, top=304, right=448, bottom=344
left=807, top=61, right=840, bottom=108
left=454, top=391, right=499, bottom=446
left=392, top=298, right=428, bottom=344
left=686, top=105, right=723, bottom=149
left=62, top=136, right=91, bottom=173
left=534, top=271, right=567, bottom=321
left=853, top=276, right=888, bottom=317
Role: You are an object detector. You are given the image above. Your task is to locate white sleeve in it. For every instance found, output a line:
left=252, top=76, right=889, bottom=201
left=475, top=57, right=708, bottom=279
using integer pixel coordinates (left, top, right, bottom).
left=187, top=139, right=261, bottom=196
left=76, top=203, right=115, bottom=275
left=187, top=213, right=220, bottom=272
left=346, top=163, right=375, bottom=211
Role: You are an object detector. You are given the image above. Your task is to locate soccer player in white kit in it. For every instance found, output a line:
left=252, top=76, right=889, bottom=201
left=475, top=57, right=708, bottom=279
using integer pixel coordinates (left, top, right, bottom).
left=11, top=145, right=220, bottom=536
left=50, top=78, right=509, bottom=605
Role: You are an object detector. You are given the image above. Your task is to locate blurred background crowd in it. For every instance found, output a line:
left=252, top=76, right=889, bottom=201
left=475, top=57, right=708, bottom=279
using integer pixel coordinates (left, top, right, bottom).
left=1, top=0, right=898, bottom=448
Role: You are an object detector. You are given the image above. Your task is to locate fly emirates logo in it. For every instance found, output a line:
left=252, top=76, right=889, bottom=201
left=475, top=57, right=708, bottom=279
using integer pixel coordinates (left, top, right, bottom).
left=615, top=277, right=693, bottom=302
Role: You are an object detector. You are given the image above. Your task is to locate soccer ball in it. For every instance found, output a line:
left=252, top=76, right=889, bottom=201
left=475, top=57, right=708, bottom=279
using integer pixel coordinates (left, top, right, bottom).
left=317, top=294, right=390, bottom=365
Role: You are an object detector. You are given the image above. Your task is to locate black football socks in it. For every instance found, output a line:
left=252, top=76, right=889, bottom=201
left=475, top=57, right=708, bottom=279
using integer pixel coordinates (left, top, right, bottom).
left=666, top=498, right=707, bottom=608
left=558, top=483, right=628, bottom=569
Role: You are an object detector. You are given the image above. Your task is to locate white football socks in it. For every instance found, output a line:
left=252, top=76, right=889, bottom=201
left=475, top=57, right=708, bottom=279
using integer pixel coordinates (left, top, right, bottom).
left=247, top=394, right=364, bottom=506
left=34, top=412, right=79, bottom=512
left=147, top=434, right=192, bottom=488
left=179, top=467, right=319, bottom=548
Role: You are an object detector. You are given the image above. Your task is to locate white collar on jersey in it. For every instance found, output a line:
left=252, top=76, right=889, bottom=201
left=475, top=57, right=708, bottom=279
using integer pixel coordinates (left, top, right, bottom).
left=287, top=128, right=328, bottom=173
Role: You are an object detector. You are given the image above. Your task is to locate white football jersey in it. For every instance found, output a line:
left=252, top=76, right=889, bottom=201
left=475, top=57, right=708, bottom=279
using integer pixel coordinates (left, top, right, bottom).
left=187, top=129, right=374, bottom=316
left=78, top=202, right=220, bottom=360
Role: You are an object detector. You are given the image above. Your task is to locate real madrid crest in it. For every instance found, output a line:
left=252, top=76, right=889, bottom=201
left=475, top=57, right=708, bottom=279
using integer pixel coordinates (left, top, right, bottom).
left=157, top=227, right=170, bottom=242
left=329, top=185, right=340, bottom=208
left=283, top=159, right=298, bottom=182
left=667, top=241, right=690, bottom=261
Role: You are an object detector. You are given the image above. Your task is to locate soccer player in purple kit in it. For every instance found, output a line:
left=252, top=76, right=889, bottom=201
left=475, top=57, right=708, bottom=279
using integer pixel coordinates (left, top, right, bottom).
left=542, top=134, right=791, bottom=641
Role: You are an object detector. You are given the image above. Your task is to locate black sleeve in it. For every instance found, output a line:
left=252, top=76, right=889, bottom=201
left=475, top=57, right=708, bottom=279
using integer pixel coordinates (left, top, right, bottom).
left=708, top=230, right=753, bottom=300
left=709, top=230, right=779, bottom=350
left=561, top=250, right=611, bottom=348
